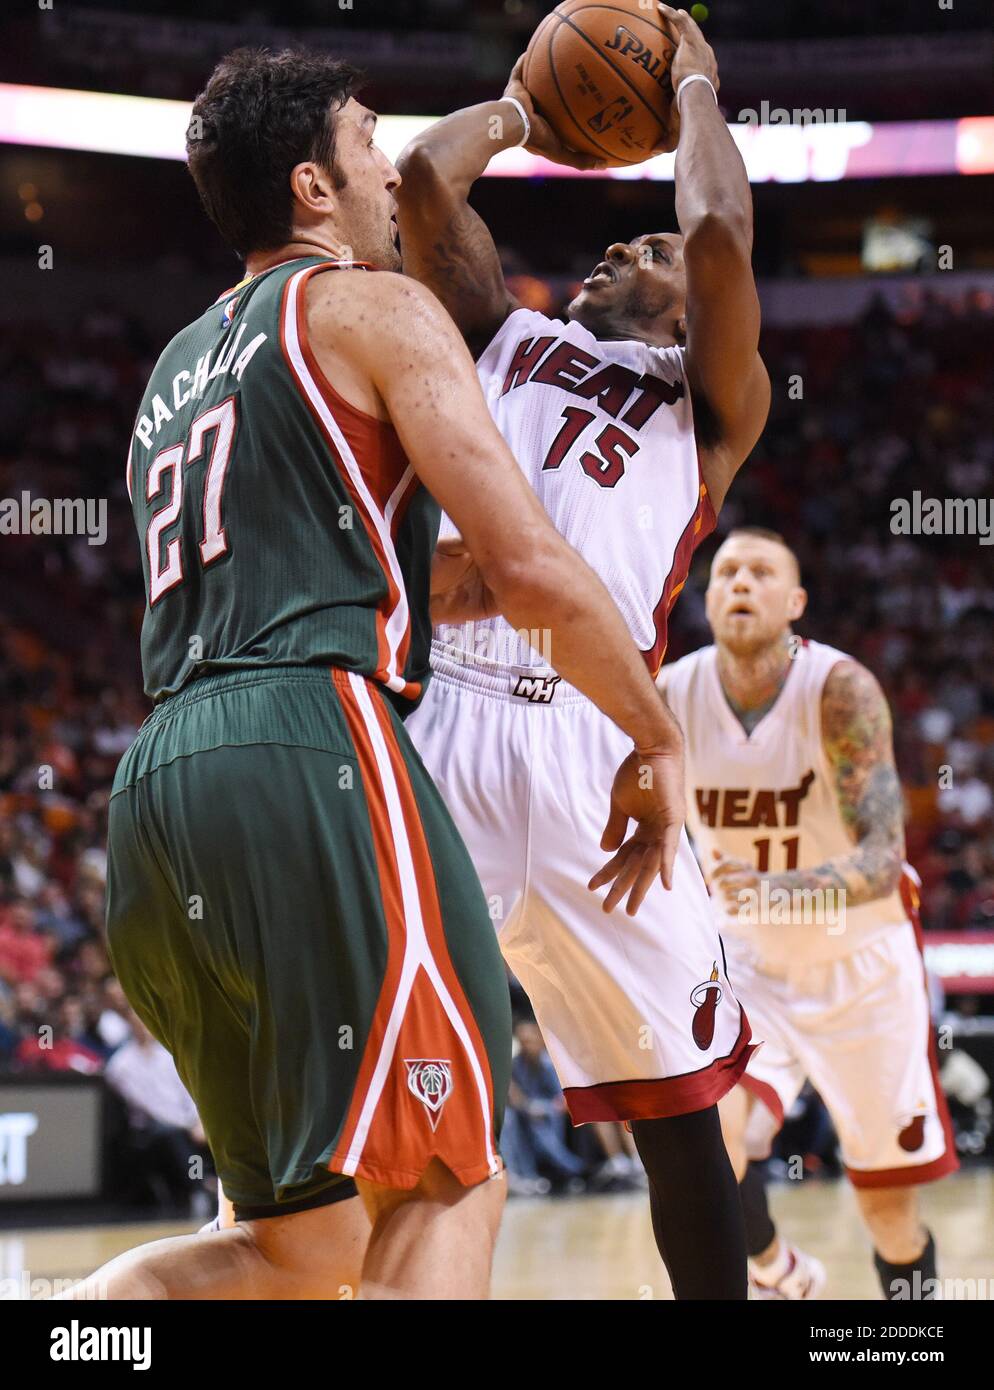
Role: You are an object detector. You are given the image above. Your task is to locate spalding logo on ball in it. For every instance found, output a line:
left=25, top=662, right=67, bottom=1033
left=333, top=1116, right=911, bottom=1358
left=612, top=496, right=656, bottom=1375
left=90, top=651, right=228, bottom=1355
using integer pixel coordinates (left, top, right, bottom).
left=523, top=0, right=677, bottom=164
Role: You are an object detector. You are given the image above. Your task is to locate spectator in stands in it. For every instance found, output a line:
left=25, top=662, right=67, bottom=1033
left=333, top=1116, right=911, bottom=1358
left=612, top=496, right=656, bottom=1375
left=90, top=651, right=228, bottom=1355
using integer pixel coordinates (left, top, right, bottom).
left=0, top=902, right=53, bottom=985
left=15, top=1004, right=103, bottom=1074
left=104, top=1013, right=210, bottom=1212
left=502, top=1020, right=586, bottom=1196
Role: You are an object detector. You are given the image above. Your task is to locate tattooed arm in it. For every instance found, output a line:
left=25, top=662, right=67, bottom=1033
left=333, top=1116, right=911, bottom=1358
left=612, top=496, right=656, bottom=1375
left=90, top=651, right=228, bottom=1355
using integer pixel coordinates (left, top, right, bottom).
left=396, top=63, right=599, bottom=357
left=396, top=103, right=518, bottom=357
left=713, top=660, right=906, bottom=909
left=795, top=660, right=906, bottom=901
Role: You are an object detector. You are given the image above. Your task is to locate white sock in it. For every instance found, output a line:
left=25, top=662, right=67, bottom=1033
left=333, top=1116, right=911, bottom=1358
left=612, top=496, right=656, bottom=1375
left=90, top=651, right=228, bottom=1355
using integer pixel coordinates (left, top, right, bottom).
left=750, top=1241, right=793, bottom=1286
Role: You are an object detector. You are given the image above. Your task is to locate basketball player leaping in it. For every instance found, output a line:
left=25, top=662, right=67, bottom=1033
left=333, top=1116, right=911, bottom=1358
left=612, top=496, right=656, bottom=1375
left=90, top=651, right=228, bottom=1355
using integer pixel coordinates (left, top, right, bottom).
left=67, top=47, right=705, bottom=1302
left=661, top=528, right=958, bottom=1300
left=398, top=8, right=771, bottom=1298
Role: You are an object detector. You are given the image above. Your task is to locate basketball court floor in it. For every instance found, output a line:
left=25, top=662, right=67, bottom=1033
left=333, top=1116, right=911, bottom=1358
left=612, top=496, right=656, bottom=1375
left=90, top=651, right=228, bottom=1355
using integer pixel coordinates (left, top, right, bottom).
left=2, top=1169, right=989, bottom=1300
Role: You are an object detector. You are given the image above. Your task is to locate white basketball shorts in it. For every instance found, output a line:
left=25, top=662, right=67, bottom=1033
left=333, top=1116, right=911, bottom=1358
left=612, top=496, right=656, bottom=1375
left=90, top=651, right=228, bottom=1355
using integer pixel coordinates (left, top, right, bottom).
left=406, top=647, right=754, bottom=1124
left=730, top=913, right=958, bottom=1188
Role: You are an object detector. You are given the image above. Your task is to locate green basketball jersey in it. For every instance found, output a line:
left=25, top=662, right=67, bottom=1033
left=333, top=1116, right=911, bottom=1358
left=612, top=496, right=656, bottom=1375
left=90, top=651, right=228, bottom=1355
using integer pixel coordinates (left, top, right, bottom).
left=127, top=256, right=438, bottom=710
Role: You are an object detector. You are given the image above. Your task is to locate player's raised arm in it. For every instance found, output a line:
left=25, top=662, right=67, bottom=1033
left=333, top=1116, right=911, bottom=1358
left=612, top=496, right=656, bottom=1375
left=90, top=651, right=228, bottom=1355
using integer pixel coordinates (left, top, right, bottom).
left=659, top=4, right=770, bottom=510
left=395, top=63, right=597, bottom=356
left=712, top=661, right=906, bottom=910
left=310, top=268, right=686, bottom=911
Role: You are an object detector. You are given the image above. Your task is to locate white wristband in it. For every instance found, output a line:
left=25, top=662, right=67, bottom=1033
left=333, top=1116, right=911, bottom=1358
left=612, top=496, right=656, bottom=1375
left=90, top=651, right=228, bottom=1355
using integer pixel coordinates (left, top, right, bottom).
left=503, top=96, right=531, bottom=148
left=675, top=73, right=718, bottom=115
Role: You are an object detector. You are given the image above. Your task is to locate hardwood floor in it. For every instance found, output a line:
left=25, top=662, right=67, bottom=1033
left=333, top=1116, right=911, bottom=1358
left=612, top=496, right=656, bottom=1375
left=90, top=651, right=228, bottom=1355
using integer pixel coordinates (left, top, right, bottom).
left=2, top=1169, right=990, bottom=1300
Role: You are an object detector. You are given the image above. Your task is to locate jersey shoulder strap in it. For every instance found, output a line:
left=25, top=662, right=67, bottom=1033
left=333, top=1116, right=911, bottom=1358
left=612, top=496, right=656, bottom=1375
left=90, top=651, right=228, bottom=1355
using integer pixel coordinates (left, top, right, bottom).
left=791, top=638, right=852, bottom=703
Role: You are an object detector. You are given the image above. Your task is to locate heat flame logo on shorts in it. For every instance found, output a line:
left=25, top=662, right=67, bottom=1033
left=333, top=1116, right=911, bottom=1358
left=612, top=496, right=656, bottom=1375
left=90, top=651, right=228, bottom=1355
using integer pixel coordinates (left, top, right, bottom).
left=405, top=1059, right=454, bottom=1132
left=690, top=963, right=723, bottom=1051
left=897, top=1101, right=929, bottom=1152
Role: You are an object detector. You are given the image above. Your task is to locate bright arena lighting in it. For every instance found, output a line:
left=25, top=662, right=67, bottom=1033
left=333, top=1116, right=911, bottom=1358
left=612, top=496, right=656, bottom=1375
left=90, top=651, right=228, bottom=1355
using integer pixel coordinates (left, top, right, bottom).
left=2, top=82, right=993, bottom=181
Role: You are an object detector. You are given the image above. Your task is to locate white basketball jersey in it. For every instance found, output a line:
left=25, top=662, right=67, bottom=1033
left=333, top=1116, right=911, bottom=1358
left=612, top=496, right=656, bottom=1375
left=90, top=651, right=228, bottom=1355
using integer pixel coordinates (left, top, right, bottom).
left=664, top=639, right=910, bottom=968
left=440, top=307, right=713, bottom=673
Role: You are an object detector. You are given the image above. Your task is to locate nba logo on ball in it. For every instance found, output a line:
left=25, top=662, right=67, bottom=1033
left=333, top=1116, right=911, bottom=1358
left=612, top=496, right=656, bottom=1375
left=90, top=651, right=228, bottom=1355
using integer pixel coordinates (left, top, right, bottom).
left=406, top=1059, right=454, bottom=1131
left=522, top=1, right=676, bottom=164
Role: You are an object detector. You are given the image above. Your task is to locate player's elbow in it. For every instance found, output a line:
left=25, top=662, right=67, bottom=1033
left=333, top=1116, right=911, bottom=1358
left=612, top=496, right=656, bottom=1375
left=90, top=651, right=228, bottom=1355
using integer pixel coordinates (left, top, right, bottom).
left=860, top=844, right=904, bottom=901
left=395, top=140, right=452, bottom=201
left=478, top=548, right=539, bottom=612
left=479, top=531, right=573, bottom=622
left=684, top=208, right=754, bottom=263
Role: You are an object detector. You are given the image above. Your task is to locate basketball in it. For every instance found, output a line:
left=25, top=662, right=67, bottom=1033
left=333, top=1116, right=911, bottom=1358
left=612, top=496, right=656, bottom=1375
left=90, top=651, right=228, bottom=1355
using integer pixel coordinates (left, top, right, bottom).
left=522, top=1, right=677, bottom=165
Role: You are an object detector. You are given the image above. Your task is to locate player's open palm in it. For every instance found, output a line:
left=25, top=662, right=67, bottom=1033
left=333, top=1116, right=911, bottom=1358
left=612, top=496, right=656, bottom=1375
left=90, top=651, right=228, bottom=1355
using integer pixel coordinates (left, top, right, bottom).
left=589, top=746, right=686, bottom=915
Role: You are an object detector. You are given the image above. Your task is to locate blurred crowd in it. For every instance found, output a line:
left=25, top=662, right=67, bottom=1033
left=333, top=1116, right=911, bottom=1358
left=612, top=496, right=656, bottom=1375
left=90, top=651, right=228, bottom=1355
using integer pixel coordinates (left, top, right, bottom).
left=0, top=280, right=991, bottom=1203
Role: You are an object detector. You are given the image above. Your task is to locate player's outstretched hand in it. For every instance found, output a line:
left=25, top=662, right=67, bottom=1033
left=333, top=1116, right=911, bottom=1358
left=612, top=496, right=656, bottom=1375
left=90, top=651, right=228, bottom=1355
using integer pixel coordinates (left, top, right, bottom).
left=589, top=745, right=686, bottom=916
left=657, top=5, right=719, bottom=95
left=504, top=56, right=605, bottom=171
left=655, top=4, right=720, bottom=153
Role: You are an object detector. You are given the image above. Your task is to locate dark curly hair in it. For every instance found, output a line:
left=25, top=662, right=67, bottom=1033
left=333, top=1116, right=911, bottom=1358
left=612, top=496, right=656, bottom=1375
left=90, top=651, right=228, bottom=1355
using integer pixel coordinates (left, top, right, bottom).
left=186, top=47, right=363, bottom=258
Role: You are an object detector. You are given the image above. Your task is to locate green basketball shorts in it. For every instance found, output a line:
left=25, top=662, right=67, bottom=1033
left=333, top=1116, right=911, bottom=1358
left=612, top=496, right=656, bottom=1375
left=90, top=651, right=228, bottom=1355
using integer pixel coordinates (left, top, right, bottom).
left=105, top=666, right=511, bottom=1216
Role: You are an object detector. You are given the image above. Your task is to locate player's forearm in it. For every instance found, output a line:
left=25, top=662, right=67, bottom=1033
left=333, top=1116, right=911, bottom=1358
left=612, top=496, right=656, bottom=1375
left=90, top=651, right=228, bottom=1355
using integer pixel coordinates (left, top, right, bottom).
left=398, top=101, right=524, bottom=197
left=769, top=840, right=904, bottom=907
left=396, top=106, right=517, bottom=350
left=675, top=84, right=752, bottom=249
left=489, top=546, right=680, bottom=752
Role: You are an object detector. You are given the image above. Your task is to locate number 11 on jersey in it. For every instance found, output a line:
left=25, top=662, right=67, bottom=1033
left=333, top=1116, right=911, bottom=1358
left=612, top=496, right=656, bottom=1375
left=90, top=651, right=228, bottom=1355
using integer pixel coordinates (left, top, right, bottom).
left=753, top=836, right=800, bottom=872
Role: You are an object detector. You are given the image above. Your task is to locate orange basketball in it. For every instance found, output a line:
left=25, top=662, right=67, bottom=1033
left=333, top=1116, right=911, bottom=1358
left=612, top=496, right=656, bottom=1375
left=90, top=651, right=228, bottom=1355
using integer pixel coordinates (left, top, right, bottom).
left=522, top=1, right=676, bottom=165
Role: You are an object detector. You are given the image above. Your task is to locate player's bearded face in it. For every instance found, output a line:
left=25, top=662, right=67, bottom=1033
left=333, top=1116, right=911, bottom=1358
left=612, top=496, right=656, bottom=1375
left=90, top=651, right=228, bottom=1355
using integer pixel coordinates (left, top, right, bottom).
left=328, top=101, right=402, bottom=271
left=705, top=541, right=805, bottom=656
left=567, top=233, right=686, bottom=345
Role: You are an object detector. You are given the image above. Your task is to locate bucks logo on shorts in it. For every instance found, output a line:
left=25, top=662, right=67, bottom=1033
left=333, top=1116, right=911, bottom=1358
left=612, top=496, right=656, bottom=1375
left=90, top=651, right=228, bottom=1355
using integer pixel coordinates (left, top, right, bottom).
left=406, top=1059, right=454, bottom=1132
